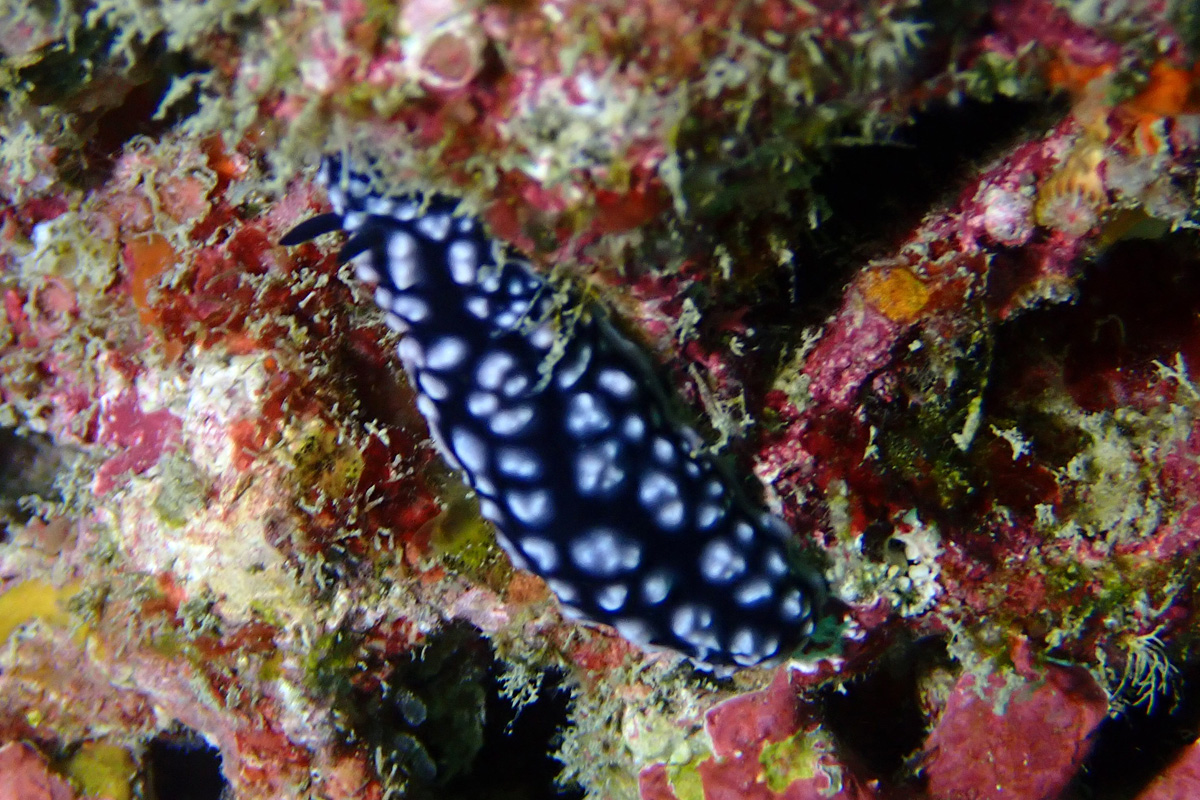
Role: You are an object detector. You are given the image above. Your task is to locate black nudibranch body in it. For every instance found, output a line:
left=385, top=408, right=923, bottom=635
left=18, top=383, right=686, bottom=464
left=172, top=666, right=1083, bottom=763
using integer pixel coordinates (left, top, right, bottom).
left=282, top=158, right=825, bottom=669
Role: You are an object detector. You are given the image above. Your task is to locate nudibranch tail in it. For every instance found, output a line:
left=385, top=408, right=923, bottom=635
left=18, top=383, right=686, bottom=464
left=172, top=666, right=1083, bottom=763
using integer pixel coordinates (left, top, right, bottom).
left=282, top=157, right=827, bottom=669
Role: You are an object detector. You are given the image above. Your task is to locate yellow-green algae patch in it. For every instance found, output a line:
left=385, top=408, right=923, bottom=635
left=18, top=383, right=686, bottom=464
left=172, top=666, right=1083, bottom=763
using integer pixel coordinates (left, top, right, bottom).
left=760, top=728, right=823, bottom=793
left=63, top=741, right=136, bottom=800
left=0, top=578, right=83, bottom=644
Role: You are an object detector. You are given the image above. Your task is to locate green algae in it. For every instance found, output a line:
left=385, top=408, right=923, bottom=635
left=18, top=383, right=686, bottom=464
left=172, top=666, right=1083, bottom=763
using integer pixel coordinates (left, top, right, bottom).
left=759, top=728, right=822, bottom=793
left=665, top=751, right=707, bottom=800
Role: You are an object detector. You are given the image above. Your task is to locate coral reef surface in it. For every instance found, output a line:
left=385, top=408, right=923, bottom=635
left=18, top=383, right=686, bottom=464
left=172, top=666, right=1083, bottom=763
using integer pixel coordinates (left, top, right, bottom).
left=3, top=0, right=1200, bottom=798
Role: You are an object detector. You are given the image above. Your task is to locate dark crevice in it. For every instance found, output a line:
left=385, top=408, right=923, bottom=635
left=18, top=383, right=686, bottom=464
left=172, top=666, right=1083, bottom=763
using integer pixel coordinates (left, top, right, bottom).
left=313, top=621, right=580, bottom=800
left=989, top=232, right=1200, bottom=423
left=442, top=666, right=581, bottom=800
left=0, top=427, right=68, bottom=541
left=1064, top=657, right=1200, bottom=800
left=820, top=634, right=945, bottom=787
left=140, top=629, right=579, bottom=800
left=145, top=730, right=227, bottom=800
left=16, top=27, right=207, bottom=190
left=785, top=95, right=1061, bottom=321
left=717, top=95, right=1063, bottom=426
left=668, top=95, right=1061, bottom=470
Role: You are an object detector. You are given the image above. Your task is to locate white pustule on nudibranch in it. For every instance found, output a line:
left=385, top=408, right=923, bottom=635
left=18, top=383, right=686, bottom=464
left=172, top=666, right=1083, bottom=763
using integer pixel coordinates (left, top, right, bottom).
left=282, top=157, right=826, bottom=670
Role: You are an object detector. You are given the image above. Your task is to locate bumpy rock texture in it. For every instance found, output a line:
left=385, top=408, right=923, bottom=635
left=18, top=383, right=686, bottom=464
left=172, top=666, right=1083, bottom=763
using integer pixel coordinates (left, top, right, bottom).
left=2, top=1, right=1200, bottom=798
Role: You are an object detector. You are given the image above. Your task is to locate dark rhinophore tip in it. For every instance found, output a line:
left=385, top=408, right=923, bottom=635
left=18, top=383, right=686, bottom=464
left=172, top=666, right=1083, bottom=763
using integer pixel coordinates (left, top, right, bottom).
left=337, top=230, right=380, bottom=264
left=279, top=212, right=345, bottom=246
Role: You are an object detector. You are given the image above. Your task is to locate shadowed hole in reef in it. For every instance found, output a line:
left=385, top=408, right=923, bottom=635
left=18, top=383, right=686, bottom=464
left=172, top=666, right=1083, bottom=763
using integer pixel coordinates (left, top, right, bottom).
left=785, top=96, right=1057, bottom=320
left=977, top=232, right=1200, bottom=529
left=15, top=28, right=207, bottom=190
left=989, top=232, right=1200, bottom=419
left=1063, top=657, right=1200, bottom=800
left=145, top=730, right=226, bottom=800
left=820, top=634, right=946, bottom=789
left=314, top=620, right=581, bottom=800
left=0, top=427, right=70, bottom=542
left=443, top=665, right=581, bottom=800
left=675, top=95, right=1057, bottom=412
left=672, top=94, right=1055, bottom=334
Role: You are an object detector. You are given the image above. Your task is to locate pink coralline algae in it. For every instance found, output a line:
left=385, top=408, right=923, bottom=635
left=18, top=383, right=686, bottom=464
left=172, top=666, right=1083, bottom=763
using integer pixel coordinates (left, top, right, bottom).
left=94, top=389, right=183, bottom=495
left=5, top=1, right=1200, bottom=799
left=0, top=742, right=77, bottom=800
left=923, top=666, right=1109, bottom=800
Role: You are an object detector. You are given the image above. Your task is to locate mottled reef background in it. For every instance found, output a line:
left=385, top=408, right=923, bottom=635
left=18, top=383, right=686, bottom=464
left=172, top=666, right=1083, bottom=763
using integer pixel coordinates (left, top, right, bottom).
left=3, top=1, right=1200, bottom=798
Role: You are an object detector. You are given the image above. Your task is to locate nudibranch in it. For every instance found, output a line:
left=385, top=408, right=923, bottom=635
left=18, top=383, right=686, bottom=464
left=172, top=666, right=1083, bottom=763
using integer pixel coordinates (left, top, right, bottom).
left=282, top=157, right=826, bottom=669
